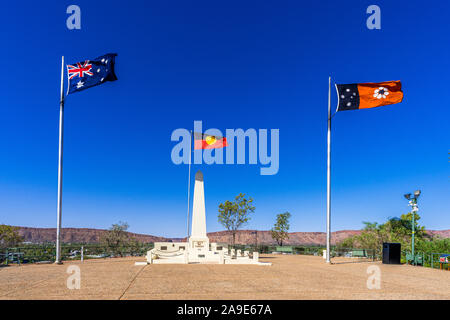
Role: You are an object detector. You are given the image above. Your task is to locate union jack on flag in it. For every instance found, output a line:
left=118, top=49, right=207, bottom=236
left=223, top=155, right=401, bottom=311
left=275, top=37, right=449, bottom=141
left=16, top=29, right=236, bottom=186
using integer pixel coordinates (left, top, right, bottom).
left=66, top=53, right=117, bottom=95
left=67, top=61, right=94, bottom=80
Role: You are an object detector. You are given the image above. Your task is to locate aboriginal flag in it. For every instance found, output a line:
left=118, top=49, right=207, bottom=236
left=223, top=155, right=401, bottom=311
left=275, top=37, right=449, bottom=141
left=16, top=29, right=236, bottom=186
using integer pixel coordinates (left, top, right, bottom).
left=194, top=132, right=228, bottom=150
left=336, top=80, right=403, bottom=112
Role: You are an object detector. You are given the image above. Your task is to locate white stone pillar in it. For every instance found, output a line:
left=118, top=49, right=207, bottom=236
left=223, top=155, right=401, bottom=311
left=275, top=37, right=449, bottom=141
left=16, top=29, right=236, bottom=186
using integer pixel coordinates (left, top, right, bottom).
left=236, top=249, right=241, bottom=257
left=146, top=250, right=153, bottom=264
left=189, top=171, right=210, bottom=251
left=253, top=252, right=259, bottom=262
left=191, top=171, right=207, bottom=239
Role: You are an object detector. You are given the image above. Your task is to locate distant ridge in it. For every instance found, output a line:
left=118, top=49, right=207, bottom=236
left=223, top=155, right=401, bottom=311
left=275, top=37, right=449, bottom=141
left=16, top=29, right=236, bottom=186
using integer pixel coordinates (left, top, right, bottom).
left=13, top=226, right=450, bottom=245
left=16, top=226, right=169, bottom=244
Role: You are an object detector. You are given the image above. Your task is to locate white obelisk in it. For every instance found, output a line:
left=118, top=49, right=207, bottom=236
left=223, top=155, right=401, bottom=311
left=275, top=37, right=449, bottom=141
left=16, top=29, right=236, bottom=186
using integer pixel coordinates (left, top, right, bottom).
left=189, top=170, right=209, bottom=250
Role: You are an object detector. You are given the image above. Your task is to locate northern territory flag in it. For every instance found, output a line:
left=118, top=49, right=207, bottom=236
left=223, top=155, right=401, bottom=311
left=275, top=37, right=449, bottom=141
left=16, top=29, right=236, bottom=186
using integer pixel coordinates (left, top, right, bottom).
left=194, top=132, right=228, bottom=150
left=336, top=80, right=403, bottom=112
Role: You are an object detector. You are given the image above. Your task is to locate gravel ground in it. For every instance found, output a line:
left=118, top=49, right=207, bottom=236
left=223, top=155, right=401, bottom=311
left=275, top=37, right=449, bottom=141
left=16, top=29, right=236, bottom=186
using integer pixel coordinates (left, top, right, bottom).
left=0, top=254, right=449, bottom=300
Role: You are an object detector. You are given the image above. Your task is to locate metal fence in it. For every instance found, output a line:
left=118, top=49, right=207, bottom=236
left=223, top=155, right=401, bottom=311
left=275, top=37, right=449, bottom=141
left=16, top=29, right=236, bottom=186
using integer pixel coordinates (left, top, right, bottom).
left=399, top=251, right=450, bottom=269
left=233, top=244, right=375, bottom=259
left=1, top=244, right=362, bottom=264
left=332, top=247, right=376, bottom=260
left=429, top=252, right=450, bottom=269
left=232, top=244, right=325, bottom=255
left=3, top=243, right=447, bottom=269
left=0, top=243, right=154, bottom=265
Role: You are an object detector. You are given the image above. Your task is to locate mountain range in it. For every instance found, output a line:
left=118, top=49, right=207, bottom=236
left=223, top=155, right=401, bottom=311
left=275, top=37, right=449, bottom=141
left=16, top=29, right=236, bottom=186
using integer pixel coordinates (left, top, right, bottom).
left=15, top=226, right=450, bottom=245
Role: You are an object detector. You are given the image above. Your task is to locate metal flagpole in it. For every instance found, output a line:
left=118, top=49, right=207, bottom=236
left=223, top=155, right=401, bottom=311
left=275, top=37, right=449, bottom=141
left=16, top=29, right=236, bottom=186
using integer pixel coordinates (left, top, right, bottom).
left=326, top=76, right=331, bottom=264
left=186, top=130, right=193, bottom=240
left=55, top=56, right=65, bottom=264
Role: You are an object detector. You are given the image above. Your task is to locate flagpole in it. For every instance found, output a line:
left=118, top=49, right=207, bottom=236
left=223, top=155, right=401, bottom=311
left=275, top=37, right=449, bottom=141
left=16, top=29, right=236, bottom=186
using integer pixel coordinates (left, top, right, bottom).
left=186, top=130, right=193, bottom=240
left=326, top=76, right=331, bottom=264
left=55, top=56, right=65, bottom=264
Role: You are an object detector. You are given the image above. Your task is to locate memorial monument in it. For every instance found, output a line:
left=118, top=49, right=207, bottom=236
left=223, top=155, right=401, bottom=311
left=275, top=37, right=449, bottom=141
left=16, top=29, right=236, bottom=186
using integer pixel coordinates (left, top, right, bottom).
left=141, top=170, right=270, bottom=265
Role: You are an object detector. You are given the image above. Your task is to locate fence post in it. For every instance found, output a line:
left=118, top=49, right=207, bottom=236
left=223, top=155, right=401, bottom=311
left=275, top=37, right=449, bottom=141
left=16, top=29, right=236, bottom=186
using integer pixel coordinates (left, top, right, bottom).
left=81, top=246, right=84, bottom=262
left=431, top=253, right=433, bottom=269
left=5, top=249, right=8, bottom=266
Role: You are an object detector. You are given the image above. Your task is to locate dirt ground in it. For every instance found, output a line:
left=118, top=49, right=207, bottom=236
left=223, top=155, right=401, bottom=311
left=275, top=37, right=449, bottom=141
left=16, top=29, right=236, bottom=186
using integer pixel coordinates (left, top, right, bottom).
left=0, top=254, right=449, bottom=300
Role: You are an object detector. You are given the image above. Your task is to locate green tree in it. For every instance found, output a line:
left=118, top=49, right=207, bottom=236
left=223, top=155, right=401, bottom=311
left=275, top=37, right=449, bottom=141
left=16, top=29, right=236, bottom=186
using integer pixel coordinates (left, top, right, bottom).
left=218, top=193, right=255, bottom=253
left=271, top=212, right=291, bottom=246
left=338, top=236, right=356, bottom=249
left=337, top=213, right=430, bottom=257
left=100, top=221, right=134, bottom=257
left=416, top=238, right=450, bottom=254
left=0, top=224, right=23, bottom=248
left=400, top=212, right=428, bottom=238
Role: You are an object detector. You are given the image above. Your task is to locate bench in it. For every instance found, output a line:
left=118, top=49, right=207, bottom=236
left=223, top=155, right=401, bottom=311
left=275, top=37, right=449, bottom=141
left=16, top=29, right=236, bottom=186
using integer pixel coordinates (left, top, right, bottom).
left=275, top=246, right=293, bottom=254
left=351, top=249, right=368, bottom=258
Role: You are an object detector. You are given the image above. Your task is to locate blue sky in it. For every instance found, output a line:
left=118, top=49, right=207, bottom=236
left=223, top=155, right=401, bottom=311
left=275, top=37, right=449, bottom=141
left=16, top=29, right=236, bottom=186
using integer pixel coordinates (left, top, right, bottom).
left=0, top=0, right=448, bottom=237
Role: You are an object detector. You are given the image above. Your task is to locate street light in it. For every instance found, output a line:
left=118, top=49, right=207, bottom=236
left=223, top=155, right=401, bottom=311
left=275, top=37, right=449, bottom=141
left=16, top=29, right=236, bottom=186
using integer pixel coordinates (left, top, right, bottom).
left=404, top=190, right=421, bottom=265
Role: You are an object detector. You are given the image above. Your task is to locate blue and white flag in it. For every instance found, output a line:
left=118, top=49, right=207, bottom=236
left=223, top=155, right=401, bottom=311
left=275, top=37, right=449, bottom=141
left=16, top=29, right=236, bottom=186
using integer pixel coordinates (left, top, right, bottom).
left=66, top=53, right=117, bottom=95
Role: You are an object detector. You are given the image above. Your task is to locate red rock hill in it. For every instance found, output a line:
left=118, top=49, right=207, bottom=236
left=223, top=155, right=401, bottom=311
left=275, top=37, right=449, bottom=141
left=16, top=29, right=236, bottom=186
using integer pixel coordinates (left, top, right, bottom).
left=14, top=226, right=450, bottom=245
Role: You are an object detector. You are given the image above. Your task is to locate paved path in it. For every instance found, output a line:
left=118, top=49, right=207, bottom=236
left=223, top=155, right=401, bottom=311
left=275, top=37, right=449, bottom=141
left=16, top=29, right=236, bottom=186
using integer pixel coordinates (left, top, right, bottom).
left=0, top=255, right=449, bottom=299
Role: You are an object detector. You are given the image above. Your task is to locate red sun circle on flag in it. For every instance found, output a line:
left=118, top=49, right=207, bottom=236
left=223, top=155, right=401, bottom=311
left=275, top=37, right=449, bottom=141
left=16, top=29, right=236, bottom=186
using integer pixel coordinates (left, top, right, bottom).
left=205, top=136, right=217, bottom=145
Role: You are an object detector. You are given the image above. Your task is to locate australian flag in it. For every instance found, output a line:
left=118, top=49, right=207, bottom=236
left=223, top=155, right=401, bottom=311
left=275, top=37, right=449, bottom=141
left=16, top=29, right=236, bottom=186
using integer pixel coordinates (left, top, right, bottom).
left=67, top=53, right=117, bottom=95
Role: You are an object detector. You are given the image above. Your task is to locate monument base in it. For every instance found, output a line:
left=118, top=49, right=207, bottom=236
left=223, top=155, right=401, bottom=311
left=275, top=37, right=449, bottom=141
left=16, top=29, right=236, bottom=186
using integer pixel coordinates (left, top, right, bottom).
left=141, top=241, right=271, bottom=266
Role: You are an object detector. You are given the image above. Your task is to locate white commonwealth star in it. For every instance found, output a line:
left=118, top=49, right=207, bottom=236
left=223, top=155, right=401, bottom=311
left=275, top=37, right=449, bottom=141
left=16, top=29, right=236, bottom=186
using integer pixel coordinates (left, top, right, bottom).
left=76, top=81, right=84, bottom=89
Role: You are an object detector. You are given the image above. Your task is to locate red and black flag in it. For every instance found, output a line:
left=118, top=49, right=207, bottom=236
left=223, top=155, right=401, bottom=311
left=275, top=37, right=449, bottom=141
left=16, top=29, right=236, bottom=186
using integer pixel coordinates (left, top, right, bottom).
left=194, top=132, right=228, bottom=150
left=336, top=80, right=403, bottom=112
